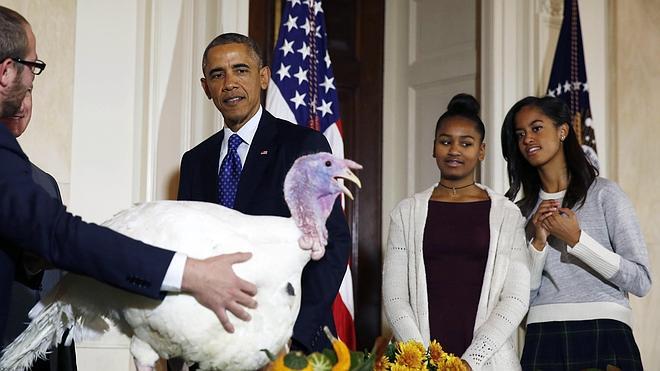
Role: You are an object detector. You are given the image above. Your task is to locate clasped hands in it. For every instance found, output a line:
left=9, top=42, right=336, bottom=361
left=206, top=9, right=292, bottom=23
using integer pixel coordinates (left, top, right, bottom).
left=530, top=199, right=581, bottom=251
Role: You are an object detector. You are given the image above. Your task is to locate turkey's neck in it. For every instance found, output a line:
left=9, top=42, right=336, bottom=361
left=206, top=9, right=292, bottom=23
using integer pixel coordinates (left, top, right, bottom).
left=284, top=172, right=335, bottom=252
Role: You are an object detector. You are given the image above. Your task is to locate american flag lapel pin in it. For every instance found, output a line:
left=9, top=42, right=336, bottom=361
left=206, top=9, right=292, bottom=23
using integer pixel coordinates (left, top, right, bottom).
left=260, top=150, right=268, bottom=155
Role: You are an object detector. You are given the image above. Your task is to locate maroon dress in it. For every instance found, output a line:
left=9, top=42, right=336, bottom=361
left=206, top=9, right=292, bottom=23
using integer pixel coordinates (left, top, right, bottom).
left=423, top=199, right=490, bottom=356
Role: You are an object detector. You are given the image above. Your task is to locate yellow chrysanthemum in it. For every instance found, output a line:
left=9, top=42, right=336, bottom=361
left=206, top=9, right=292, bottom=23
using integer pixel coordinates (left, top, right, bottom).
left=395, top=341, right=424, bottom=368
left=374, top=355, right=392, bottom=371
left=436, top=352, right=468, bottom=371
left=427, top=340, right=444, bottom=366
left=389, top=364, right=413, bottom=371
left=410, top=340, right=426, bottom=356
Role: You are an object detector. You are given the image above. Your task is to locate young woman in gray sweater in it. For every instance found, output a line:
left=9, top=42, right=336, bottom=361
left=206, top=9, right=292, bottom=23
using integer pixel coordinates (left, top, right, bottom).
left=501, top=96, right=652, bottom=370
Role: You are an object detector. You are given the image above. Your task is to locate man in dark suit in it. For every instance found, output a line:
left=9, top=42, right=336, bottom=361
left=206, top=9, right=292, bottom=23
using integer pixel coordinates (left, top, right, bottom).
left=177, top=33, right=352, bottom=353
left=0, top=5, right=258, bottom=345
left=1, top=89, right=77, bottom=370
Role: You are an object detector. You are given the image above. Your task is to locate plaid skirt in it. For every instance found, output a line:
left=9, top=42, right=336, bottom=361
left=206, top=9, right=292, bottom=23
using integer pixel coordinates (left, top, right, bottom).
left=521, top=319, right=643, bottom=371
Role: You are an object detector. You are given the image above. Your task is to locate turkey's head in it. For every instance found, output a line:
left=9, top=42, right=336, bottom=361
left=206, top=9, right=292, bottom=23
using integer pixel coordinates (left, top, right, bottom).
left=284, top=152, right=362, bottom=260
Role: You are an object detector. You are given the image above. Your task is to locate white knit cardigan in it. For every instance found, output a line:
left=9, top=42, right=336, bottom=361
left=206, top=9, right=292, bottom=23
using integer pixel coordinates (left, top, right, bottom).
left=383, top=184, right=530, bottom=370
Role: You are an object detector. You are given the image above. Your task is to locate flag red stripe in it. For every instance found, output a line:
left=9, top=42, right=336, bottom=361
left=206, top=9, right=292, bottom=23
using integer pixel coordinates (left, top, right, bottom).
left=332, top=293, right=356, bottom=350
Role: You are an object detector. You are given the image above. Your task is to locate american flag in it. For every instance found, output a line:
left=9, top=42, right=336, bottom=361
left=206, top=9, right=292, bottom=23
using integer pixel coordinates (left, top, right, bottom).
left=546, top=0, right=599, bottom=169
left=265, top=0, right=356, bottom=349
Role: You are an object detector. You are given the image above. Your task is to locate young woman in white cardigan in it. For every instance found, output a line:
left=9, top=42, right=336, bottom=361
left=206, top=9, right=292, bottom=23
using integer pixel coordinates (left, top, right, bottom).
left=383, top=94, right=530, bottom=370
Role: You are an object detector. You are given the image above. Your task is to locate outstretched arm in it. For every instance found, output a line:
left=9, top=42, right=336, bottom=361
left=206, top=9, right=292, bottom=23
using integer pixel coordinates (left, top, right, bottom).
left=0, top=174, right=258, bottom=333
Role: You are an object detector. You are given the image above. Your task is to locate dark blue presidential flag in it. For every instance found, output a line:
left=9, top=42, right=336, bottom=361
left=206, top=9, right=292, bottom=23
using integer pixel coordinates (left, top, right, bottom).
left=547, top=0, right=599, bottom=168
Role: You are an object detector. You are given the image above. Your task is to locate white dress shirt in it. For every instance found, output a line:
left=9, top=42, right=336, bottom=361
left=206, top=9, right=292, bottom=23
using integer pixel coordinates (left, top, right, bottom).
left=218, top=106, right=263, bottom=171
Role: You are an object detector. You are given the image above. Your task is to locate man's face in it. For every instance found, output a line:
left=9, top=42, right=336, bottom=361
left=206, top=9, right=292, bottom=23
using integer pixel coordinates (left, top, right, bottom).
left=1, top=24, right=37, bottom=119
left=200, top=43, right=270, bottom=131
left=1, top=89, right=32, bottom=137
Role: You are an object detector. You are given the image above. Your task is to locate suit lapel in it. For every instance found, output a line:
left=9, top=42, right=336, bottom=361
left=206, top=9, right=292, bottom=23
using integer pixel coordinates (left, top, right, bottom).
left=203, top=131, right=224, bottom=203
left=234, top=111, right=278, bottom=211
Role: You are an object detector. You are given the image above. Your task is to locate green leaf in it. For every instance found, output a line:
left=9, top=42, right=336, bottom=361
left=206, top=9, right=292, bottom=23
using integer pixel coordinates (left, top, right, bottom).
left=350, top=355, right=375, bottom=371
left=350, top=350, right=378, bottom=371
left=384, top=342, right=397, bottom=362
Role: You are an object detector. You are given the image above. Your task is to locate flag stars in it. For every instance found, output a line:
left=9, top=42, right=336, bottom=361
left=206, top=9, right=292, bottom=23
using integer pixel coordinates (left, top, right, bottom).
left=276, top=63, right=291, bottom=81
left=294, top=67, right=309, bottom=85
left=324, top=51, right=331, bottom=67
left=313, top=1, right=324, bottom=15
left=280, top=39, right=295, bottom=57
left=301, top=19, right=312, bottom=35
left=317, top=99, right=333, bottom=117
left=563, top=81, right=572, bottom=93
left=572, top=81, right=582, bottom=90
left=290, top=91, right=307, bottom=109
left=289, top=0, right=301, bottom=7
left=284, top=15, right=298, bottom=32
left=320, top=75, right=335, bottom=93
left=582, top=82, right=589, bottom=92
left=297, top=42, right=311, bottom=60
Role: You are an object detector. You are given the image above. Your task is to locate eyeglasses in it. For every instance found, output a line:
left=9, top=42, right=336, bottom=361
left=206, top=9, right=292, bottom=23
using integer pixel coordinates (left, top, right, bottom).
left=11, top=58, right=46, bottom=75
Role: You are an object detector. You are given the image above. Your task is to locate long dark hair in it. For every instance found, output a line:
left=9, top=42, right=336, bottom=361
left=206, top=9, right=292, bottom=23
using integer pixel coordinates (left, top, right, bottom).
left=435, top=93, right=485, bottom=141
left=500, top=96, right=598, bottom=216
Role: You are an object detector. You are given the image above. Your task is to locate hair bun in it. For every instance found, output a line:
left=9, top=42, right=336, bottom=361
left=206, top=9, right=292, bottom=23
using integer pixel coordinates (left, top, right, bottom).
left=447, top=93, right=480, bottom=116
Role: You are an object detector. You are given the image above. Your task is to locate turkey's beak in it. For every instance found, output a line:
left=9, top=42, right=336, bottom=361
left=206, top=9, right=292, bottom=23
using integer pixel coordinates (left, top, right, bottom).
left=336, top=168, right=361, bottom=200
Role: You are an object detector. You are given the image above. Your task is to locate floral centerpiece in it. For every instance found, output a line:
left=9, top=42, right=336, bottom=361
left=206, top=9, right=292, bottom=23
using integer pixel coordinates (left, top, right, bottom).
left=375, top=340, right=468, bottom=371
left=264, top=328, right=468, bottom=371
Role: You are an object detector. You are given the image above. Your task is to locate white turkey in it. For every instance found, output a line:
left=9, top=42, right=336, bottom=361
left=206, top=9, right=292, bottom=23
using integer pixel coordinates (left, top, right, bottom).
left=0, top=152, right=361, bottom=371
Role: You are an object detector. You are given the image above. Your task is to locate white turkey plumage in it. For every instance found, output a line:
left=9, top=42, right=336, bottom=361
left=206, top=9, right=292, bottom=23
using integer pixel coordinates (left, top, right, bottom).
left=0, top=152, right=361, bottom=371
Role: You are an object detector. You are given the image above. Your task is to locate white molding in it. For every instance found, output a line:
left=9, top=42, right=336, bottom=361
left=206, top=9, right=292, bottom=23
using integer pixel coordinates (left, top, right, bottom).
left=133, top=0, right=150, bottom=203
left=407, top=87, right=417, bottom=196
left=220, top=0, right=250, bottom=34
left=179, top=2, right=194, bottom=161
left=382, top=0, right=411, bottom=245
left=143, top=0, right=161, bottom=201
left=480, top=0, right=529, bottom=194
left=408, top=1, right=417, bottom=66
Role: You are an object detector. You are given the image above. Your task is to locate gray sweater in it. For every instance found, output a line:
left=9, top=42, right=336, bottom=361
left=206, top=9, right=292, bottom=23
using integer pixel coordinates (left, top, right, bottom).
left=527, top=177, right=652, bottom=326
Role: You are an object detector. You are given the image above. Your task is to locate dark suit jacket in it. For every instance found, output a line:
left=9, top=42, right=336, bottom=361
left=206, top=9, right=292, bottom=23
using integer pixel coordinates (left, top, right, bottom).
left=3, top=164, right=77, bottom=370
left=178, top=110, right=351, bottom=352
left=0, top=124, right=175, bottom=340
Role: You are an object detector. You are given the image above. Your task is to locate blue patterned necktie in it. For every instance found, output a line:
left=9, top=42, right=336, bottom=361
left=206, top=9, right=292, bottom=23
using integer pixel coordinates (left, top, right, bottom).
left=218, top=134, right=243, bottom=208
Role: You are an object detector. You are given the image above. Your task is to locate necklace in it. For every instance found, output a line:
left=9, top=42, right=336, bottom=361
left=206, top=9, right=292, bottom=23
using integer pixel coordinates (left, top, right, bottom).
left=438, top=182, right=475, bottom=196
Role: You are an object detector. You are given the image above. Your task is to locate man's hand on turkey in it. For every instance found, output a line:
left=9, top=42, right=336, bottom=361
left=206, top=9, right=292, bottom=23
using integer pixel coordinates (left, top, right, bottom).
left=182, top=253, right=258, bottom=333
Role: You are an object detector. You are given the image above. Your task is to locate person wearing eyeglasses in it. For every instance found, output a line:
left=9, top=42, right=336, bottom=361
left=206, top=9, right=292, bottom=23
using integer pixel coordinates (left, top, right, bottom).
left=10, top=57, right=46, bottom=76
left=0, top=4, right=260, bottom=352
